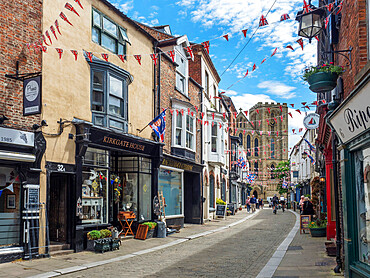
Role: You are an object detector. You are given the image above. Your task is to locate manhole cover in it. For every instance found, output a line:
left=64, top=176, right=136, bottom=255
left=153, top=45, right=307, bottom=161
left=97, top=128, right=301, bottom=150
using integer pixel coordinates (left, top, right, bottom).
left=315, top=261, right=329, bottom=266
left=288, top=245, right=303, bottom=250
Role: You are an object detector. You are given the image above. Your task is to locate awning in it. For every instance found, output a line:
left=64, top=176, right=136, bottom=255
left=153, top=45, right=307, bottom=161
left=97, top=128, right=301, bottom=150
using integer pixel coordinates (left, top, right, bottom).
left=0, top=150, right=36, bottom=162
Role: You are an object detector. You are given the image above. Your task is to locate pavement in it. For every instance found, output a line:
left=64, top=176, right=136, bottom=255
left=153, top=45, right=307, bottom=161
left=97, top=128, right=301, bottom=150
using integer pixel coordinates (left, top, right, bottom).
left=0, top=208, right=343, bottom=278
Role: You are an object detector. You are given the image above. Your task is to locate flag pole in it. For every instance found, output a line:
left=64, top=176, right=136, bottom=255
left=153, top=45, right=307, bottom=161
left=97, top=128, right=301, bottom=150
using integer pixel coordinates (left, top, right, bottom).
left=138, top=124, right=149, bottom=134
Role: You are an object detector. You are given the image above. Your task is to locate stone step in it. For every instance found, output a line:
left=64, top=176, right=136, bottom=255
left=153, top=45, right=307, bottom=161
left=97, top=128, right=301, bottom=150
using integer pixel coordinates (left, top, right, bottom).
left=49, top=243, right=70, bottom=252
left=49, top=249, right=74, bottom=257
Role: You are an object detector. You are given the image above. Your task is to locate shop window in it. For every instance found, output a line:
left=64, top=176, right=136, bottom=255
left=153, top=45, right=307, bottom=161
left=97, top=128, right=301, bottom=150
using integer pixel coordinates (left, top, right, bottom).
left=173, top=108, right=196, bottom=151
left=92, top=8, right=129, bottom=55
left=211, top=124, right=217, bottom=152
left=355, top=147, right=370, bottom=266
left=0, top=167, right=21, bottom=248
left=90, top=67, right=129, bottom=131
left=82, top=148, right=109, bottom=224
left=158, top=168, right=183, bottom=216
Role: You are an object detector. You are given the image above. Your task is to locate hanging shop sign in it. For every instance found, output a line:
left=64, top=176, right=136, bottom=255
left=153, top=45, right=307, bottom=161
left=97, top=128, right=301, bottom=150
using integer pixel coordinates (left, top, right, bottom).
left=303, top=113, right=320, bottom=129
left=23, top=76, right=42, bottom=116
left=162, top=158, right=193, bottom=172
left=329, top=80, right=370, bottom=144
left=0, top=127, right=34, bottom=147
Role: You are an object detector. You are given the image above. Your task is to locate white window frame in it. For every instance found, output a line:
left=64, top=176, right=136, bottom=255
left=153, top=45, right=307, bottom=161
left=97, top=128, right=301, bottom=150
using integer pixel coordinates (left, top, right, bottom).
left=172, top=107, right=196, bottom=152
left=211, top=123, right=218, bottom=153
left=175, top=46, right=189, bottom=96
left=186, top=114, right=195, bottom=150
left=159, top=166, right=184, bottom=218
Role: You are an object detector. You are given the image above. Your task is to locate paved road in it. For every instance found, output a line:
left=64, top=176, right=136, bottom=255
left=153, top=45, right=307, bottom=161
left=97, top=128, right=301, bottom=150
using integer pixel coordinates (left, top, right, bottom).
left=66, top=209, right=295, bottom=278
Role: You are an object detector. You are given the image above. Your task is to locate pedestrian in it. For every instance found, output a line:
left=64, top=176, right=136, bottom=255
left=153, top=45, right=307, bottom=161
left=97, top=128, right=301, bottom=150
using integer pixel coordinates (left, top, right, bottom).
left=259, top=198, right=263, bottom=209
left=302, top=197, right=314, bottom=216
left=299, top=195, right=305, bottom=214
left=256, top=199, right=259, bottom=209
left=280, top=196, right=286, bottom=212
left=246, top=196, right=251, bottom=212
left=250, top=195, right=257, bottom=212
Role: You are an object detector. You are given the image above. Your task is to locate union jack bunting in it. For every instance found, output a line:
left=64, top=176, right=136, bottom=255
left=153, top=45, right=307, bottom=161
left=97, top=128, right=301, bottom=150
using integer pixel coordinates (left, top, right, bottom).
left=302, top=0, right=312, bottom=14
left=259, top=15, right=268, bottom=27
left=280, top=13, right=290, bottom=21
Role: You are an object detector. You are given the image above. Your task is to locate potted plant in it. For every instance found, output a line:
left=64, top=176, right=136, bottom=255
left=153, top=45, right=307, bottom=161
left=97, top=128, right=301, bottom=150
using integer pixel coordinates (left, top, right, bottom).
left=303, top=63, right=344, bottom=93
left=216, top=198, right=226, bottom=205
left=226, top=209, right=231, bottom=216
left=309, top=219, right=327, bottom=237
left=107, top=226, right=120, bottom=251
left=142, top=222, right=157, bottom=239
left=86, top=230, right=101, bottom=251
left=94, top=229, right=113, bottom=253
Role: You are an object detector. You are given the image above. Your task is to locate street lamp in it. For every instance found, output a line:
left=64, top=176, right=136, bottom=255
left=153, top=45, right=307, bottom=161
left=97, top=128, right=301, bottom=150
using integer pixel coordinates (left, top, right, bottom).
left=295, top=2, right=325, bottom=43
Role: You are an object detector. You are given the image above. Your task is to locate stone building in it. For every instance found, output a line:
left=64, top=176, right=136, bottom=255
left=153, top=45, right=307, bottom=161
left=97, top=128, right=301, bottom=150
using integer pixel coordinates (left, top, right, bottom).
left=236, top=102, right=288, bottom=199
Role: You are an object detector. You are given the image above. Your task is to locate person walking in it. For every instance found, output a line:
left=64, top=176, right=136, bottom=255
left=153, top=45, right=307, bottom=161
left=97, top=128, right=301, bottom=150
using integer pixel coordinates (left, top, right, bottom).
left=258, top=198, right=263, bottom=209
left=250, top=195, right=257, bottom=213
left=299, top=195, right=305, bottom=214
left=272, top=194, right=279, bottom=214
left=246, top=196, right=251, bottom=213
left=280, top=196, right=286, bottom=212
left=302, top=197, right=314, bottom=216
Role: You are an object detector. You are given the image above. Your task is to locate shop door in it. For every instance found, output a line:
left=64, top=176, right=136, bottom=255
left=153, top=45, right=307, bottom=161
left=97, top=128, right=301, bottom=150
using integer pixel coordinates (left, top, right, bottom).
left=49, top=174, right=70, bottom=243
left=184, top=172, right=201, bottom=224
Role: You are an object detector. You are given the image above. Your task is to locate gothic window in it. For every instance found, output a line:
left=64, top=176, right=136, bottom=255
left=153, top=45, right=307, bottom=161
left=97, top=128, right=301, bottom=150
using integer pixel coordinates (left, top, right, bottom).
left=254, top=138, right=259, bottom=157
left=247, top=135, right=251, bottom=156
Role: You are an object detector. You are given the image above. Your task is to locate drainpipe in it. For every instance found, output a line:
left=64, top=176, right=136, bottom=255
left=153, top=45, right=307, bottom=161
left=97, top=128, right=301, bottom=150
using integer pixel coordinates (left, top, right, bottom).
left=332, top=133, right=342, bottom=273
left=200, top=89, right=204, bottom=224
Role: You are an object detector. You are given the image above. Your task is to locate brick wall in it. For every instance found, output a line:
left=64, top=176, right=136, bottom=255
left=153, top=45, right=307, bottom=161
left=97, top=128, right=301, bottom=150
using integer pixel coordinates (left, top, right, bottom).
left=335, top=0, right=368, bottom=97
left=0, top=0, right=42, bottom=131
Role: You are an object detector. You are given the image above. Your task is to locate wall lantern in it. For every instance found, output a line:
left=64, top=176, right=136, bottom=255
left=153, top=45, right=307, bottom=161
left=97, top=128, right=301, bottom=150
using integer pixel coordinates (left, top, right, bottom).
left=295, top=1, right=325, bottom=43
left=319, top=176, right=326, bottom=183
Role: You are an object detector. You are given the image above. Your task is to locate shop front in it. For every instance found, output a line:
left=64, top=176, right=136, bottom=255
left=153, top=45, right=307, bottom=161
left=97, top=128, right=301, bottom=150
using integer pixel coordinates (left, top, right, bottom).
left=329, top=74, right=370, bottom=277
left=0, top=127, right=46, bottom=263
left=158, top=155, right=203, bottom=226
left=72, top=122, right=163, bottom=252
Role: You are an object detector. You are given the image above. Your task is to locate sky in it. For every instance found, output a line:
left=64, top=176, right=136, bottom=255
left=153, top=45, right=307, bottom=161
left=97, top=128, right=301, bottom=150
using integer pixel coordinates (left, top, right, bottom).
left=110, top=0, right=320, bottom=150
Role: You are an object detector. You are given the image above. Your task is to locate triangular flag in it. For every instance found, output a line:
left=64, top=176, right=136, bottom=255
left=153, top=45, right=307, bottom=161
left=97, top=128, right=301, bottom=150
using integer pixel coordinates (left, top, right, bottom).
left=296, top=38, right=304, bottom=50
left=201, top=41, right=210, bottom=54
left=55, top=20, right=62, bottom=35
left=185, top=46, right=193, bottom=59
left=74, top=0, right=84, bottom=9
left=223, top=34, right=229, bottom=41
left=65, top=3, right=80, bottom=17
left=261, top=58, right=266, bottom=64
left=56, top=48, right=63, bottom=59
left=244, top=111, right=248, bottom=116
left=118, top=54, right=125, bottom=63
left=244, top=69, right=249, bottom=77
left=150, top=54, right=158, bottom=66
left=134, top=55, right=142, bottom=65
left=259, top=15, right=268, bottom=26
left=101, top=53, right=109, bottom=62
left=71, top=50, right=78, bottom=60
left=242, top=29, right=248, bottom=37
left=252, top=64, right=256, bottom=71
left=290, top=104, right=294, bottom=108
left=271, top=47, right=278, bottom=57
left=168, top=50, right=175, bottom=63
left=59, top=12, right=73, bottom=26
left=286, top=45, right=294, bottom=51
left=295, top=109, right=301, bottom=114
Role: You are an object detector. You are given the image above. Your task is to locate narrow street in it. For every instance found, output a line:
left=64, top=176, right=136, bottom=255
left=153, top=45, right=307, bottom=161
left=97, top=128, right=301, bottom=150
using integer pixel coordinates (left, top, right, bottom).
left=65, top=210, right=295, bottom=278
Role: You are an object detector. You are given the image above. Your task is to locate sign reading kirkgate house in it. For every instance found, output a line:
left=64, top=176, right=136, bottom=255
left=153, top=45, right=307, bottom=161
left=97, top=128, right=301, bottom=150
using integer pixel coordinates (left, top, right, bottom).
left=330, top=81, right=370, bottom=144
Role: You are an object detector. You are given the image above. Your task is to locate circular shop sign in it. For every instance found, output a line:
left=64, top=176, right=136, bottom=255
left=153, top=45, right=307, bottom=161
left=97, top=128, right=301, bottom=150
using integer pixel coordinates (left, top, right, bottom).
left=24, top=80, right=39, bottom=102
left=303, top=113, right=320, bottom=129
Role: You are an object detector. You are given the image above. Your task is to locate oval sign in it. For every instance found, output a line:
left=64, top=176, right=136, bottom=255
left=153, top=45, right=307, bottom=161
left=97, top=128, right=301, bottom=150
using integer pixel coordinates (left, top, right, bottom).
left=303, top=113, right=320, bottom=129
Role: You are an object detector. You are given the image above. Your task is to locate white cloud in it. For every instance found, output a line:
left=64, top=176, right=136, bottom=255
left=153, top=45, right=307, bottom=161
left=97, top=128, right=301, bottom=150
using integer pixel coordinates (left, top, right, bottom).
left=225, top=90, right=276, bottom=111
left=287, top=108, right=306, bottom=150
left=257, top=80, right=296, bottom=99
left=120, top=0, right=134, bottom=14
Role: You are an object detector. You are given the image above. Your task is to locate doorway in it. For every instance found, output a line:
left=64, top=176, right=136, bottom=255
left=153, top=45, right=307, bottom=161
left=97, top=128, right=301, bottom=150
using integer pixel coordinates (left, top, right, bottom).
left=49, top=174, right=72, bottom=243
left=184, top=172, right=201, bottom=224
left=253, top=190, right=258, bottom=199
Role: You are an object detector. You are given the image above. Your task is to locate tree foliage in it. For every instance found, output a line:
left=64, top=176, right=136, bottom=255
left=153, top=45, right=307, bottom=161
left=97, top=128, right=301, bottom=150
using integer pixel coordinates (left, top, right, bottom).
left=273, top=161, right=290, bottom=195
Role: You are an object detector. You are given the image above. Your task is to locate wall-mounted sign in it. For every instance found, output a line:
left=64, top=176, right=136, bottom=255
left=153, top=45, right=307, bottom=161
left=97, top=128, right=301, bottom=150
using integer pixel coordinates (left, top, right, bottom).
left=0, top=127, right=34, bottom=147
left=329, top=80, right=370, bottom=144
left=23, top=76, right=42, bottom=116
left=303, top=113, right=320, bottom=130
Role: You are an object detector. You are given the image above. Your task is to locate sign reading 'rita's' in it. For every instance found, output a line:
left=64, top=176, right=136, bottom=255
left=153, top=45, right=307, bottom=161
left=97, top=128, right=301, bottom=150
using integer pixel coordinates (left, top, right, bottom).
left=330, top=81, right=370, bottom=144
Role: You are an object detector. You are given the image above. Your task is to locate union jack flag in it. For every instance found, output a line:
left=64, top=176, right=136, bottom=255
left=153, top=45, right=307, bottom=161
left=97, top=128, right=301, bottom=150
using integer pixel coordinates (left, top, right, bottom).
left=303, top=0, right=312, bottom=14
left=259, top=15, right=268, bottom=27
left=149, top=109, right=167, bottom=142
left=280, top=14, right=290, bottom=21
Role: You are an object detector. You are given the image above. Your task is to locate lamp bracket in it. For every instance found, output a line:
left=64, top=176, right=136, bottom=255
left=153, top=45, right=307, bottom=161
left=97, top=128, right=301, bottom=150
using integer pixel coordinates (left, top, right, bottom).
left=323, top=47, right=353, bottom=69
left=5, top=61, right=41, bottom=81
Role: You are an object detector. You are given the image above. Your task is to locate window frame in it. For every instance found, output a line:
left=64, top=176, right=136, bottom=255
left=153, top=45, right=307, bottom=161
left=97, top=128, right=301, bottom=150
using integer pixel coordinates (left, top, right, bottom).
left=90, top=62, right=130, bottom=131
left=175, top=46, right=189, bottom=96
left=211, top=124, right=218, bottom=153
left=254, top=138, right=259, bottom=157
left=205, top=71, right=209, bottom=98
left=92, top=7, right=128, bottom=55
left=172, top=108, right=196, bottom=152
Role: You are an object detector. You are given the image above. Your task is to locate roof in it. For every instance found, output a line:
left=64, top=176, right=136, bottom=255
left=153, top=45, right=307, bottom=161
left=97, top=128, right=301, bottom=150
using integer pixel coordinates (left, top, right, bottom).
left=191, top=44, right=221, bottom=84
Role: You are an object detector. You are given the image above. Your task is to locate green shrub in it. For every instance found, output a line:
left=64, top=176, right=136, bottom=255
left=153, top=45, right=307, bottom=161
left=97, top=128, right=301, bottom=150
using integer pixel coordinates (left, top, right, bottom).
left=100, top=229, right=112, bottom=238
left=142, top=222, right=157, bottom=230
left=87, top=230, right=101, bottom=240
left=302, top=63, right=344, bottom=82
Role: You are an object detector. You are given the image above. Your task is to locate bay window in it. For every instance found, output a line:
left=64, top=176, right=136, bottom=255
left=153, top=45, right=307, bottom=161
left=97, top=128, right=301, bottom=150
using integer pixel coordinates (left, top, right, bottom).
left=172, top=108, right=196, bottom=152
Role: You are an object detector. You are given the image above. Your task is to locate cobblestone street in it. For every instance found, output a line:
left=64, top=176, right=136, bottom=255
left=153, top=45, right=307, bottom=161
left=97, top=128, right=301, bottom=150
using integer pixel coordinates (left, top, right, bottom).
left=65, top=209, right=295, bottom=278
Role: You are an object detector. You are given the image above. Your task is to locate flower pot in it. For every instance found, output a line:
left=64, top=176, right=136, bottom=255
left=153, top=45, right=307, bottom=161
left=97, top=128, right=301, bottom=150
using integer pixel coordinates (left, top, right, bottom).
left=86, top=239, right=95, bottom=251
left=94, top=238, right=111, bottom=253
left=309, top=227, right=326, bottom=237
left=307, top=72, right=338, bottom=93
left=110, top=238, right=120, bottom=251
left=146, top=229, right=155, bottom=239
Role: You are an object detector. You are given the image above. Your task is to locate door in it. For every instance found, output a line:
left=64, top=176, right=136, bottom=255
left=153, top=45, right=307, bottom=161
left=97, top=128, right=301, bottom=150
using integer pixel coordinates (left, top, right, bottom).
left=49, top=174, right=70, bottom=243
left=184, top=172, right=201, bottom=224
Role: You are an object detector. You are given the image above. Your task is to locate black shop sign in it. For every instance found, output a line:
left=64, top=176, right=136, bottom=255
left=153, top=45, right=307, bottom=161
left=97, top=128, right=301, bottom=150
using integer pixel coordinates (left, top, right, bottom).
left=23, top=76, right=42, bottom=116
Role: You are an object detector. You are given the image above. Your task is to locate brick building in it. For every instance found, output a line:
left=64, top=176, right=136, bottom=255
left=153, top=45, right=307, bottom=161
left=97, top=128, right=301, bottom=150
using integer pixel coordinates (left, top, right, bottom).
left=236, top=102, right=289, bottom=199
left=0, top=0, right=46, bottom=262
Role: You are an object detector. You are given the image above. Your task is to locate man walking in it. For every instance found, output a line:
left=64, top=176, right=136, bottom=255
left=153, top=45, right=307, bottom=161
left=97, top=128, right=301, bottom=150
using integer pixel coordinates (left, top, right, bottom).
left=250, top=195, right=257, bottom=213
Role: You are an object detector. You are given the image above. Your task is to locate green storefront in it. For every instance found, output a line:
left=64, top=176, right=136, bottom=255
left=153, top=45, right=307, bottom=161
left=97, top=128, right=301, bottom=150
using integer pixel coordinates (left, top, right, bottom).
left=328, top=74, right=370, bottom=277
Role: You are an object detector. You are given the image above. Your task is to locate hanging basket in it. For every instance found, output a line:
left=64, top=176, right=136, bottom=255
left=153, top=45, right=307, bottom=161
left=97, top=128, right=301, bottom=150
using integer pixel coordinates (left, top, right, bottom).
left=309, top=227, right=326, bottom=237
left=307, top=72, right=338, bottom=93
